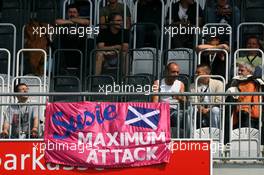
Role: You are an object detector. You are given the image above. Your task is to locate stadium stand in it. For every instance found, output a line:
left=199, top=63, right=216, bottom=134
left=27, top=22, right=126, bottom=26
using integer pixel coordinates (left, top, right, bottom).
left=1, top=1, right=264, bottom=171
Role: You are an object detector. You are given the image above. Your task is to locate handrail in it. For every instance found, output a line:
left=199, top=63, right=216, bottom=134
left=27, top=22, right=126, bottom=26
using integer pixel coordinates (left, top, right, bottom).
left=53, top=48, right=83, bottom=83
left=0, top=92, right=264, bottom=96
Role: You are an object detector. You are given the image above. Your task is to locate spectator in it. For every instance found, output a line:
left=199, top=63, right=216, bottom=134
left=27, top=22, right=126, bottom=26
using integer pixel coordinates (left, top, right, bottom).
left=190, top=64, right=224, bottom=128
left=55, top=3, right=90, bottom=25
left=96, top=13, right=129, bottom=75
left=153, top=62, right=186, bottom=137
left=196, top=36, right=229, bottom=78
left=24, top=20, right=51, bottom=76
left=227, top=62, right=263, bottom=129
left=100, top=0, right=131, bottom=29
left=169, top=0, right=204, bottom=48
left=136, top=0, right=162, bottom=48
left=1, top=83, right=39, bottom=139
left=153, top=62, right=185, bottom=104
left=236, top=36, right=264, bottom=77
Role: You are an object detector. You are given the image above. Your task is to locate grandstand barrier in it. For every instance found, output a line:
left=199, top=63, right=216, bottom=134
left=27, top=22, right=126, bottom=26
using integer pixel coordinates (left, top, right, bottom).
left=0, top=91, right=263, bottom=162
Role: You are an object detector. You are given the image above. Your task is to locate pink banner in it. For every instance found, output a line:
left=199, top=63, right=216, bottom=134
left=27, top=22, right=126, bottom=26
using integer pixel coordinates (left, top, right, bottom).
left=44, top=102, right=171, bottom=168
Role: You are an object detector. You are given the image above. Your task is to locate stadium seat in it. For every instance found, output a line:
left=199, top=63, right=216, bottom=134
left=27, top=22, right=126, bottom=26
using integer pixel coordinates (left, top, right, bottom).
left=0, top=51, right=9, bottom=75
left=0, top=0, right=23, bottom=29
left=230, top=128, right=260, bottom=158
left=96, top=0, right=131, bottom=28
left=0, top=24, right=16, bottom=75
left=75, top=0, right=93, bottom=23
left=32, top=0, right=59, bottom=23
left=195, top=127, right=222, bottom=157
left=122, top=74, right=152, bottom=102
left=53, top=49, right=83, bottom=81
left=166, top=48, right=194, bottom=78
left=130, top=47, right=161, bottom=79
left=237, top=24, right=264, bottom=50
left=0, top=49, right=12, bottom=107
left=51, top=76, right=81, bottom=102
left=85, top=75, right=116, bottom=102
left=241, top=0, right=264, bottom=22
left=197, top=47, right=230, bottom=83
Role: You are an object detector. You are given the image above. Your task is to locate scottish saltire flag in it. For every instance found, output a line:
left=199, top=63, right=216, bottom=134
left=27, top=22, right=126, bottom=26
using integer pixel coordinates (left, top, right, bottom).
left=45, top=102, right=171, bottom=168
left=125, top=106, right=160, bottom=130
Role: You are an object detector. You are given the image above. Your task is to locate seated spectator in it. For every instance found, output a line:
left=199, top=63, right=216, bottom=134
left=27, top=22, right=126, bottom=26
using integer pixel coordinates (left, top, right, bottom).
left=206, top=0, right=240, bottom=27
left=196, top=36, right=230, bottom=78
left=55, top=3, right=90, bottom=25
left=136, top=0, right=162, bottom=48
left=227, top=62, right=263, bottom=129
left=152, top=62, right=186, bottom=137
left=96, top=13, right=129, bottom=75
left=236, top=36, right=264, bottom=77
left=190, top=64, right=224, bottom=128
left=24, top=20, right=51, bottom=76
left=1, top=83, right=39, bottom=139
left=169, top=0, right=203, bottom=48
left=99, top=0, right=131, bottom=29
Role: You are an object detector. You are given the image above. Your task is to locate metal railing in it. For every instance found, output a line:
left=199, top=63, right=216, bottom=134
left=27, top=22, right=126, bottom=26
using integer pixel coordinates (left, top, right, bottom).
left=0, top=91, right=264, bottom=161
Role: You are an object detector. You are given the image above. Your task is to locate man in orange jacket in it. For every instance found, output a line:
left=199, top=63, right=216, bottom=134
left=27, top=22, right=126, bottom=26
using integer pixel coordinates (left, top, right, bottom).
left=229, top=62, right=263, bottom=129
